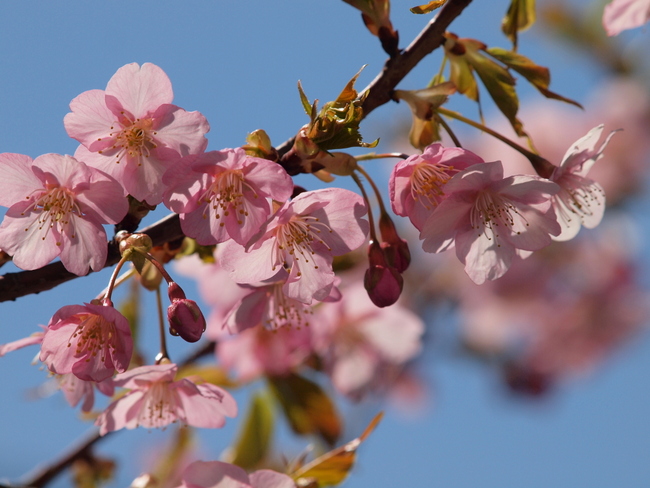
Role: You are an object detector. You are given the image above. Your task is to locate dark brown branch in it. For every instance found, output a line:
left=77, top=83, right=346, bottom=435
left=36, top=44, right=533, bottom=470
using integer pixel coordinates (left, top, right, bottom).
left=0, top=214, right=183, bottom=303
left=276, top=0, right=474, bottom=157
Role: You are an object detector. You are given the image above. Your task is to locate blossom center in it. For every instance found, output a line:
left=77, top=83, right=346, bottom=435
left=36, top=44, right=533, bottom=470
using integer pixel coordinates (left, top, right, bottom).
left=265, top=284, right=312, bottom=329
left=410, top=162, right=458, bottom=209
left=470, top=191, right=528, bottom=245
left=24, top=186, right=81, bottom=243
left=273, top=215, right=333, bottom=273
left=102, top=114, right=158, bottom=165
left=68, top=313, right=116, bottom=361
left=138, top=381, right=178, bottom=428
left=201, top=170, right=256, bottom=226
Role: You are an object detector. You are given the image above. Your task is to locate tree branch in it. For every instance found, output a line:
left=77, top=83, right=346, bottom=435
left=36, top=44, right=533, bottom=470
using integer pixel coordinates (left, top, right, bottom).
left=275, top=0, right=474, bottom=157
left=0, top=214, right=183, bottom=303
left=0, top=0, right=473, bottom=304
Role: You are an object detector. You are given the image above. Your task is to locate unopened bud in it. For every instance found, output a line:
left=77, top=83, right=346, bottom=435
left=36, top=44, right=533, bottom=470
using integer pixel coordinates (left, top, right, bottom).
left=167, top=298, right=206, bottom=343
left=364, top=241, right=403, bottom=307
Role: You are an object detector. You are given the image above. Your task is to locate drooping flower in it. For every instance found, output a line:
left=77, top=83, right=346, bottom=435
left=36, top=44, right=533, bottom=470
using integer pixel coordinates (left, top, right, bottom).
left=162, top=148, right=293, bottom=246
left=39, top=302, right=133, bottom=382
left=167, top=282, right=207, bottom=343
left=96, top=362, right=237, bottom=435
left=603, top=0, right=650, bottom=36
left=64, top=62, right=209, bottom=205
left=420, top=161, right=561, bottom=284
left=549, top=124, right=617, bottom=242
left=219, top=188, right=369, bottom=304
left=389, top=143, right=485, bottom=231
left=0, top=153, right=128, bottom=275
left=177, top=460, right=296, bottom=488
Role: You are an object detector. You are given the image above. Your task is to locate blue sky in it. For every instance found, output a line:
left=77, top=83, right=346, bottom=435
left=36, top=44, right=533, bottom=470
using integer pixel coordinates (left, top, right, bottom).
left=1, top=1, right=649, bottom=487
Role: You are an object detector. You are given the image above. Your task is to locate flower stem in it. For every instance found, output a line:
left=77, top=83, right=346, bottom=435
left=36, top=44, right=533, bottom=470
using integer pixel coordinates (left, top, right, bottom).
left=155, top=285, right=170, bottom=364
left=355, top=165, right=389, bottom=217
left=351, top=172, right=378, bottom=243
left=436, top=107, right=556, bottom=178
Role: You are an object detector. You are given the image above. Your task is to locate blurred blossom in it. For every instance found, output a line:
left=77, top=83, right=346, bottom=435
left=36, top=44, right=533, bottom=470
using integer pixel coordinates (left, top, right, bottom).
left=216, top=323, right=313, bottom=382
left=455, top=217, right=648, bottom=386
left=311, top=283, right=424, bottom=399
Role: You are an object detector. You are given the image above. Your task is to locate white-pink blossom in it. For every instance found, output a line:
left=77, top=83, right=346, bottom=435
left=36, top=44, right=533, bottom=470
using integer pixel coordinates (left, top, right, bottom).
left=64, top=62, right=209, bottom=205
left=162, top=148, right=293, bottom=246
left=603, top=0, right=650, bottom=35
left=219, top=188, right=368, bottom=304
left=96, top=363, right=237, bottom=435
left=420, top=161, right=561, bottom=284
left=549, top=124, right=617, bottom=241
left=0, top=153, right=128, bottom=275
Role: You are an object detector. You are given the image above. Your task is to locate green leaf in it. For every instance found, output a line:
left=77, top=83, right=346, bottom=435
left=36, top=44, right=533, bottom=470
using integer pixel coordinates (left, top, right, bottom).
left=297, top=81, right=315, bottom=118
left=486, top=47, right=583, bottom=108
left=502, top=0, right=536, bottom=48
left=230, top=392, right=274, bottom=469
left=268, top=373, right=342, bottom=446
left=464, top=45, right=525, bottom=136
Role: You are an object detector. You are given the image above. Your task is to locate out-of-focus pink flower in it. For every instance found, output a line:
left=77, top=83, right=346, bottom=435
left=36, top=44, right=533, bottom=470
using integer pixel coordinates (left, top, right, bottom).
left=550, top=125, right=617, bottom=241
left=163, top=148, right=293, bottom=246
left=177, top=460, right=295, bottom=488
left=389, top=143, right=484, bottom=231
left=420, top=161, right=561, bottom=284
left=311, top=283, right=424, bottom=398
left=39, top=303, right=133, bottom=382
left=219, top=188, right=368, bottom=304
left=0, top=153, right=127, bottom=275
left=603, top=0, right=650, bottom=35
left=65, top=63, right=209, bottom=205
left=0, top=329, right=44, bottom=357
left=57, top=374, right=114, bottom=413
left=217, top=324, right=312, bottom=382
left=96, top=363, right=237, bottom=435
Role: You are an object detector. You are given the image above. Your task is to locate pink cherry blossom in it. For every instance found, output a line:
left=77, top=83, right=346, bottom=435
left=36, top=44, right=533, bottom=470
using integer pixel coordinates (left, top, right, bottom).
left=0, top=328, right=44, bottom=357
left=420, top=161, right=561, bottom=284
left=0, top=153, right=128, bottom=275
left=217, top=324, right=312, bottom=382
left=64, top=63, right=209, bottom=205
left=223, top=278, right=341, bottom=333
left=311, top=283, right=424, bottom=398
left=39, top=302, right=133, bottom=382
left=177, top=460, right=296, bottom=488
left=162, top=148, right=293, bottom=246
left=389, top=143, right=484, bottom=231
left=57, top=374, right=114, bottom=413
left=603, top=0, right=650, bottom=35
left=218, top=188, right=369, bottom=304
left=96, top=362, right=237, bottom=435
left=549, top=125, right=617, bottom=242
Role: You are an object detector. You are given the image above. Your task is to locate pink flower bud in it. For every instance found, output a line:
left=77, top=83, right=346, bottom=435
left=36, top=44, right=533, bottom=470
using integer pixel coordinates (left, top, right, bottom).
left=364, top=241, right=403, bottom=308
left=167, top=298, right=207, bottom=343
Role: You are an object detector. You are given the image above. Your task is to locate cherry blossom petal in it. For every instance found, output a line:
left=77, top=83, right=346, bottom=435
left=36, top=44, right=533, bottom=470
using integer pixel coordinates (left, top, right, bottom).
left=105, top=62, right=173, bottom=116
left=0, top=153, right=42, bottom=207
